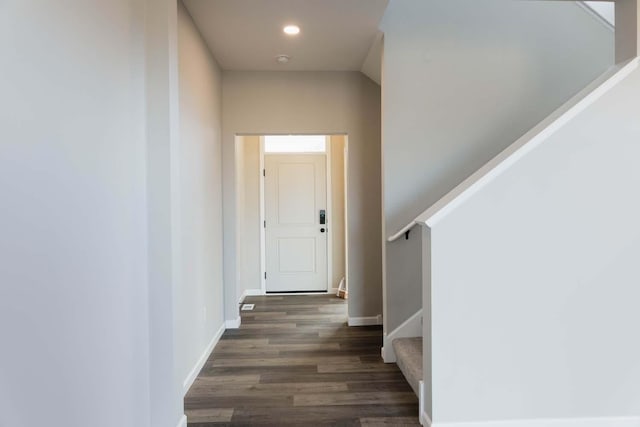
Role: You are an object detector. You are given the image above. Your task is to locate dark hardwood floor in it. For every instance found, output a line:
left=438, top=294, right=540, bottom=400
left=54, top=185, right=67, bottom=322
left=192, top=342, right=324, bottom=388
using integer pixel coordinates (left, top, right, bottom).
left=184, top=294, right=420, bottom=426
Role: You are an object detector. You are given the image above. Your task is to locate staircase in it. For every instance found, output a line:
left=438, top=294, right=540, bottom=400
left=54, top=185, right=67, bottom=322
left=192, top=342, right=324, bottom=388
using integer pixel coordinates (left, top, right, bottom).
left=386, top=56, right=640, bottom=426
left=393, top=337, right=423, bottom=397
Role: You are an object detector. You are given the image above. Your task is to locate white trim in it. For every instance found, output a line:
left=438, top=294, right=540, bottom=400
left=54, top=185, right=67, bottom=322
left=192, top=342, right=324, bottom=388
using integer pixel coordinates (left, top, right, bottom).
left=176, top=414, right=187, bottom=427
left=225, top=317, right=241, bottom=329
left=421, top=411, right=433, bottom=427
left=259, top=136, right=267, bottom=295
left=348, top=314, right=383, bottom=326
left=430, top=417, right=640, bottom=427
left=417, top=58, right=638, bottom=228
left=239, top=288, right=263, bottom=303
left=342, top=137, right=351, bottom=315
left=326, top=136, right=334, bottom=292
left=419, top=381, right=431, bottom=426
left=381, top=81, right=388, bottom=333
left=381, top=347, right=392, bottom=362
left=234, top=137, right=244, bottom=321
left=182, top=322, right=225, bottom=394
left=382, top=309, right=423, bottom=363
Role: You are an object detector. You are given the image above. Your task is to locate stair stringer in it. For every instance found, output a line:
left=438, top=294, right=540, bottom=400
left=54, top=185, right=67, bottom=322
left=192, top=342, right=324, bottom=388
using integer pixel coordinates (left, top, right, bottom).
left=382, top=309, right=423, bottom=363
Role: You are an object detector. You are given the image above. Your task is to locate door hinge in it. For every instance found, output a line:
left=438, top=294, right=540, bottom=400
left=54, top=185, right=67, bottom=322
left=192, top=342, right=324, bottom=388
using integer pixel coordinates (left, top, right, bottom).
left=264, top=220, right=266, bottom=228
left=264, top=272, right=267, bottom=280
left=263, top=169, right=266, bottom=177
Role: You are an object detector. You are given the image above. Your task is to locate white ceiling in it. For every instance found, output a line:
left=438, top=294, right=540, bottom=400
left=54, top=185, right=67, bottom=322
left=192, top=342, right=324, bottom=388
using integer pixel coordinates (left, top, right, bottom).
left=182, top=0, right=389, bottom=71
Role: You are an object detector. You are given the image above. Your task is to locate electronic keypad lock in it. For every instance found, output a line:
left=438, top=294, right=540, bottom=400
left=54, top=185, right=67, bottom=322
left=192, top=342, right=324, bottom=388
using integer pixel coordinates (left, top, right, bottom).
left=319, top=210, right=326, bottom=225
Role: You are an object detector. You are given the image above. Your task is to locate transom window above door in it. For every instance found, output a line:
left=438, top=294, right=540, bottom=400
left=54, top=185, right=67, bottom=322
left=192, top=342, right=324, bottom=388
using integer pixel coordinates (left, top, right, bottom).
left=264, top=135, right=326, bottom=153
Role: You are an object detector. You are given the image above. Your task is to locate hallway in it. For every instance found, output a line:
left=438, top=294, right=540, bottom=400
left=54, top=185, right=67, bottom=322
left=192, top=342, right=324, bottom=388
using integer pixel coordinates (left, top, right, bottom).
left=184, top=295, right=419, bottom=426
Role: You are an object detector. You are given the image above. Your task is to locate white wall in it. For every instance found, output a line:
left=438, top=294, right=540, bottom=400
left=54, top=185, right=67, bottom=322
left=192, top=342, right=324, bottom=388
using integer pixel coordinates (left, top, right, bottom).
left=381, top=0, right=614, bottom=332
left=0, top=1, right=220, bottom=425
left=426, top=61, right=640, bottom=424
left=222, top=72, right=381, bottom=320
left=145, top=0, right=182, bottom=422
left=176, top=1, right=224, bottom=391
left=0, top=1, right=151, bottom=426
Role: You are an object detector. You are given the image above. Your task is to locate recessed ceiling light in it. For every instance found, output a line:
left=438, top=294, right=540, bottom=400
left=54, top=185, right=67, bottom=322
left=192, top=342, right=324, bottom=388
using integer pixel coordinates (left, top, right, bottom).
left=283, top=25, right=300, bottom=35
left=275, top=54, right=291, bottom=64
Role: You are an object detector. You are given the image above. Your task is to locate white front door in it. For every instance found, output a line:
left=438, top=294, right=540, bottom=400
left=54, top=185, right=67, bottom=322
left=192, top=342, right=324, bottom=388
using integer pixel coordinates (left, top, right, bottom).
left=265, top=154, right=327, bottom=292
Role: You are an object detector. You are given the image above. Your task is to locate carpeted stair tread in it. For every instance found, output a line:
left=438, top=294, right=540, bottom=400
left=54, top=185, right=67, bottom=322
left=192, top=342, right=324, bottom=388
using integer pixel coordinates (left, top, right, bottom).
left=392, top=337, right=423, bottom=397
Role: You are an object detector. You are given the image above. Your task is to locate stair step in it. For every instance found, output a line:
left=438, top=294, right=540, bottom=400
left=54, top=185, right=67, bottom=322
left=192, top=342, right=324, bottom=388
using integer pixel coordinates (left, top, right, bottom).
left=392, top=337, right=423, bottom=397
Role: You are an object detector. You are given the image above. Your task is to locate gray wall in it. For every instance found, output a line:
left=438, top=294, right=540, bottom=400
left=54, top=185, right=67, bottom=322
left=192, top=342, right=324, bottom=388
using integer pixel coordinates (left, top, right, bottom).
left=428, top=62, right=640, bottom=424
left=0, top=0, right=150, bottom=425
left=381, top=0, right=614, bottom=332
left=222, top=72, right=382, bottom=320
left=176, top=1, right=224, bottom=392
left=235, top=135, right=263, bottom=295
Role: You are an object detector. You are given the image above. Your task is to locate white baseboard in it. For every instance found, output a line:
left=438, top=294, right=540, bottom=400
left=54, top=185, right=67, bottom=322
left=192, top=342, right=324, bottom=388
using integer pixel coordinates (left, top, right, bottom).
left=383, top=309, right=423, bottom=363
left=176, top=414, right=187, bottom=427
left=381, top=345, right=393, bottom=363
left=421, top=411, right=433, bottom=427
left=330, top=287, right=339, bottom=295
left=182, top=322, right=225, bottom=395
left=239, top=288, right=263, bottom=303
left=225, top=316, right=241, bottom=329
left=348, top=314, right=382, bottom=326
left=431, top=417, right=640, bottom=427
left=419, top=380, right=431, bottom=426
left=416, top=368, right=639, bottom=427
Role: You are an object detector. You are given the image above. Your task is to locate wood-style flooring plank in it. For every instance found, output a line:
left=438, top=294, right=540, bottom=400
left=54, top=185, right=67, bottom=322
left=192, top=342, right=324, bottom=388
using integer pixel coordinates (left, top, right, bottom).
left=317, top=362, right=403, bottom=373
left=200, top=365, right=318, bottom=377
left=184, top=294, right=418, bottom=426
left=188, top=382, right=349, bottom=397
left=259, top=371, right=406, bottom=384
left=360, top=417, right=422, bottom=426
left=293, top=391, right=417, bottom=407
left=209, top=355, right=361, bottom=367
left=191, top=374, right=261, bottom=386
left=184, top=408, right=234, bottom=423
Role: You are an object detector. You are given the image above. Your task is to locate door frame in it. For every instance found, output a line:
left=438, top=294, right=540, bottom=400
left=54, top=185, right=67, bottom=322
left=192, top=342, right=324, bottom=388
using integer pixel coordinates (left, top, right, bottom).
left=258, top=134, right=348, bottom=295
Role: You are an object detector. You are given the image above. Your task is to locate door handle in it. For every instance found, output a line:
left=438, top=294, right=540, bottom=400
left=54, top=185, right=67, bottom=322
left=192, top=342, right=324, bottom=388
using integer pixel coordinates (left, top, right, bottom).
left=319, top=209, right=326, bottom=225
